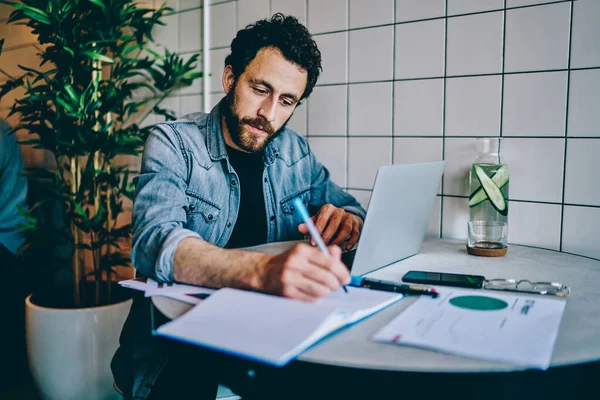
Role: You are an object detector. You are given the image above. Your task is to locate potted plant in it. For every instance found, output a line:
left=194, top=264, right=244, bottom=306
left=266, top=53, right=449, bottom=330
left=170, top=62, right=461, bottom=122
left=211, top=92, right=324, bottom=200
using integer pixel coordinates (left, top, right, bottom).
left=0, top=1, right=202, bottom=398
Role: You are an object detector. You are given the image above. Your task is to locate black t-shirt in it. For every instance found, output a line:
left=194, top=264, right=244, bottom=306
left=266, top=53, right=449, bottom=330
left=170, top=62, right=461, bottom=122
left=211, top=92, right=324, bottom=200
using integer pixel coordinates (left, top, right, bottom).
left=225, top=145, right=267, bottom=248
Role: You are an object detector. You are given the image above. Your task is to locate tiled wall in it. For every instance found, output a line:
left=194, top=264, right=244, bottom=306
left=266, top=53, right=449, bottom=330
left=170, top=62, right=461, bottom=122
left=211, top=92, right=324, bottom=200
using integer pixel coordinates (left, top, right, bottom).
left=2, top=0, right=599, bottom=261
left=199, top=0, right=599, bottom=260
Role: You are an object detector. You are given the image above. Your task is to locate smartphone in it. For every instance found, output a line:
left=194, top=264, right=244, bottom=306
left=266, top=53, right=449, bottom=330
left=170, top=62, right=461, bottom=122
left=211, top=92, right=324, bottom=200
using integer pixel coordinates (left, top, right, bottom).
left=402, top=270, right=485, bottom=289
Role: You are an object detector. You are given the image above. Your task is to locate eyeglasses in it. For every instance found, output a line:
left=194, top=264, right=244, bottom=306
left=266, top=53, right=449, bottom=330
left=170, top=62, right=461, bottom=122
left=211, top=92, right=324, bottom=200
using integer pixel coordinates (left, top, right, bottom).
left=484, top=279, right=570, bottom=297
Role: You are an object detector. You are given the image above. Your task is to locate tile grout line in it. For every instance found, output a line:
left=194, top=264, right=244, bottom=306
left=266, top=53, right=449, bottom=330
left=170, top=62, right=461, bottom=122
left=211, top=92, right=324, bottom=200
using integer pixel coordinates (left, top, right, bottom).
left=391, top=0, right=397, bottom=166
left=559, top=1, right=575, bottom=252
left=440, top=0, right=449, bottom=239
left=345, top=0, right=350, bottom=193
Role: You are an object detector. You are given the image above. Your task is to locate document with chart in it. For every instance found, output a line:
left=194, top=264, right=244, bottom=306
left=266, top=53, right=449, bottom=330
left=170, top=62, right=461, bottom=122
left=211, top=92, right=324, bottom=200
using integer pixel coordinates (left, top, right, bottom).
left=372, top=288, right=566, bottom=369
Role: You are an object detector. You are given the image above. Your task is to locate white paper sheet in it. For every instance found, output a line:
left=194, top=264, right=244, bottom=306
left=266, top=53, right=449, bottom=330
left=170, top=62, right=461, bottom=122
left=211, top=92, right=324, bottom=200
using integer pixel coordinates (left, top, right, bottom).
left=156, top=286, right=402, bottom=366
left=372, top=288, right=566, bottom=369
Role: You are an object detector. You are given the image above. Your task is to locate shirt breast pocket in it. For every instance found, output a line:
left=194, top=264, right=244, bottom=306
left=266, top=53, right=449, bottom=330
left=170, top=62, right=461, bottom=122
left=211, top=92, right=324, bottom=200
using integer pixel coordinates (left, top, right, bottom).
left=280, top=188, right=310, bottom=216
left=184, top=190, right=221, bottom=241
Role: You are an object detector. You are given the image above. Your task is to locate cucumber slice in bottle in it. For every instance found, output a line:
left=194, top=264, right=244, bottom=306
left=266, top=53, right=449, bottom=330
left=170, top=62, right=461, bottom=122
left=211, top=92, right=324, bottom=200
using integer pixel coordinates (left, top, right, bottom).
left=473, top=164, right=508, bottom=216
left=469, top=164, right=509, bottom=208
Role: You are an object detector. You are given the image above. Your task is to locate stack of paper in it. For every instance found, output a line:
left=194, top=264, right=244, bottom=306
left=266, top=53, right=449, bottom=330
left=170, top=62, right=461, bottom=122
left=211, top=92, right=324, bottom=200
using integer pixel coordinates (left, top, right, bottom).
left=119, top=277, right=215, bottom=304
left=372, top=287, right=566, bottom=369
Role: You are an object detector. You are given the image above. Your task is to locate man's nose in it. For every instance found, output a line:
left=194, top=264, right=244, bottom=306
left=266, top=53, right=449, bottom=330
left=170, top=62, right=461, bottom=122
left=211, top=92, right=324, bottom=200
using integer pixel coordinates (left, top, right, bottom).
left=258, top=98, right=277, bottom=123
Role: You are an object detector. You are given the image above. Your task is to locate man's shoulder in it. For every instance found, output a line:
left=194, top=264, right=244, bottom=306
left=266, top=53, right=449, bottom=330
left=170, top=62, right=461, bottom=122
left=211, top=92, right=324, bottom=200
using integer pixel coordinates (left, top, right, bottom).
left=274, top=127, right=311, bottom=165
left=154, top=112, right=209, bottom=140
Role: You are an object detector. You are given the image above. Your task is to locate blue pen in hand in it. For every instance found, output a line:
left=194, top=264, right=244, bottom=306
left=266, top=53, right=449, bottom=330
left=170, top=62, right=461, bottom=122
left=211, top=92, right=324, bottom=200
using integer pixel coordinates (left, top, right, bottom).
left=292, top=198, right=348, bottom=294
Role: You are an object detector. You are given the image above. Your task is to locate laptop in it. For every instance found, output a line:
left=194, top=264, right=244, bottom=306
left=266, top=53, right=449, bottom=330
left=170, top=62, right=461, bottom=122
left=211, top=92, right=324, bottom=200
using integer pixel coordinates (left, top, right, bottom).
left=342, top=161, right=445, bottom=276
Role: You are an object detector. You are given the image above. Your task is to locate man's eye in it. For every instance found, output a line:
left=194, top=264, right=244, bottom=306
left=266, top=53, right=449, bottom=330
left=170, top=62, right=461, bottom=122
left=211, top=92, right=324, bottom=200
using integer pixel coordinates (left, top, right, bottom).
left=254, top=88, right=267, bottom=95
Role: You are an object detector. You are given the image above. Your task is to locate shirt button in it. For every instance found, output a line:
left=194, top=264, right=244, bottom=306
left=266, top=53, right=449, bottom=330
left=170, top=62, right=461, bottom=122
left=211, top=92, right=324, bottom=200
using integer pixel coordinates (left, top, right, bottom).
left=227, top=222, right=232, bottom=228
left=207, top=214, right=213, bottom=220
left=231, top=180, right=236, bottom=186
left=269, top=216, right=275, bottom=222
left=263, top=178, right=267, bottom=183
left=290, top=206, right=295, bottom=212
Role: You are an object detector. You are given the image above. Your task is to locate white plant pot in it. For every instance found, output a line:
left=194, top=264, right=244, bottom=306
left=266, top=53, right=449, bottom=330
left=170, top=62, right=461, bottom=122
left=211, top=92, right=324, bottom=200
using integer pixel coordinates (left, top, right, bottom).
left=25, top=294, right=132, bottom=400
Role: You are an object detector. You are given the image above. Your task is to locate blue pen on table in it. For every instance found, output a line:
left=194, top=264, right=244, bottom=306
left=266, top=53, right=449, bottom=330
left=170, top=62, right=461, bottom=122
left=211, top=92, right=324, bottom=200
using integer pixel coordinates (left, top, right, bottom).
left=350, top=276, right=438, bottom=297
left=292, top=197, right=348, bottom=294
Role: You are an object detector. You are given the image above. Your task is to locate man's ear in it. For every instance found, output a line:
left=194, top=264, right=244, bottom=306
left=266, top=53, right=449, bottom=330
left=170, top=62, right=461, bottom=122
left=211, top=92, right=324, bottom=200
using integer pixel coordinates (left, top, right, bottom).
left=222, top=65, right=235, bottom=94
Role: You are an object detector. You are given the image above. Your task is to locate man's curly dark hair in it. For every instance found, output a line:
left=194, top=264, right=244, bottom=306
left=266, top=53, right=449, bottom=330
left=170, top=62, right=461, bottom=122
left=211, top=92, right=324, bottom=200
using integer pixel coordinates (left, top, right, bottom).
left=224, top=13, right=322, bottom=101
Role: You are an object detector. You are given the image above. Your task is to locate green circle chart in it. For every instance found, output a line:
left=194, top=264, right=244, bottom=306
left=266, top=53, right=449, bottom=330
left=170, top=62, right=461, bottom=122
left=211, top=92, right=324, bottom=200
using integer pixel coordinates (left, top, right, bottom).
left=449, top=295, right=508, bottom=311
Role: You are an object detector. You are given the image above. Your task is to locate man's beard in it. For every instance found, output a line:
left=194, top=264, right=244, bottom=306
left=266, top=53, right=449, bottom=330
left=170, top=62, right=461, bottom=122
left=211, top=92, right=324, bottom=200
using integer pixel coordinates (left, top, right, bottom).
left=222, top=84, right=290, bottom=153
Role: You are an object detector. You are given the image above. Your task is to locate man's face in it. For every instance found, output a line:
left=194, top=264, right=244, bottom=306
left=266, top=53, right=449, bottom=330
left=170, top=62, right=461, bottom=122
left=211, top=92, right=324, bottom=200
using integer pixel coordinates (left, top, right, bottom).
left=222, top=47, right=308, bottom=153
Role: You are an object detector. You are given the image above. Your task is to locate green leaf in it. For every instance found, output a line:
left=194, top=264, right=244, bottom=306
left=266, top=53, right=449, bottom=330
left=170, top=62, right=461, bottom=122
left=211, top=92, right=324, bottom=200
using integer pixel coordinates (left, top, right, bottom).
left=63, top=84, right=78, bottom=104
left=88, top=0, right=106, bottom=10
left=82, top=51, right=114, bottom=64
left=12, top=3, right=52, bottom=24
left=55, top=97, right=74, bottom=113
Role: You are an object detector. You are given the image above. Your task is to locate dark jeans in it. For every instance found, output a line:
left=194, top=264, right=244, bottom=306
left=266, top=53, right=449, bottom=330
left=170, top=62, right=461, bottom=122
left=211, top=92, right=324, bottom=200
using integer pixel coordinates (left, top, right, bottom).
left=0, top=244, right=30, bottom=389
left=112, top=292, right=219, bottom=400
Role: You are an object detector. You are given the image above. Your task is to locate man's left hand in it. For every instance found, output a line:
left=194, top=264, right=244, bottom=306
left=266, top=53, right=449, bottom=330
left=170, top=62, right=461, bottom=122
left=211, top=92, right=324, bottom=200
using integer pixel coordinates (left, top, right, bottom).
left=298, top=204, right=363, bottom=251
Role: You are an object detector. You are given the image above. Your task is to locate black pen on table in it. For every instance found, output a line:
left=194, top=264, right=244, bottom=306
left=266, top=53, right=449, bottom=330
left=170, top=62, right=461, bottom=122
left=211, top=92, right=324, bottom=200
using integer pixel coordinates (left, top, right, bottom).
left=349, top=276, right=438, bottom=297
left=293, top=198, right=348, bottom=294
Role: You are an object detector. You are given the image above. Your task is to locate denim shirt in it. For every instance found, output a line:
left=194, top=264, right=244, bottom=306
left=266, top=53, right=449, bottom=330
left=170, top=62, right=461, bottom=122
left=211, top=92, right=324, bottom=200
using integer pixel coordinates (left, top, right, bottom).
left=113, top=100, right=366, bottom=399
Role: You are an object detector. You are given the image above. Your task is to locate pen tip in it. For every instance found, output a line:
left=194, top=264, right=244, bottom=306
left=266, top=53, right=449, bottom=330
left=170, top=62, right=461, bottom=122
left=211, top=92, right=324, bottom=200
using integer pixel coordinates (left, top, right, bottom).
left=343, top=285, right=348, bottom=294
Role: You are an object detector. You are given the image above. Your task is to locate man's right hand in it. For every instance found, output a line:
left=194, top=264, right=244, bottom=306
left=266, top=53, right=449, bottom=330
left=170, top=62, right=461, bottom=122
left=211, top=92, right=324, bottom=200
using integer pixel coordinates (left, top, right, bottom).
left=260, top=243, right=350, bottom=302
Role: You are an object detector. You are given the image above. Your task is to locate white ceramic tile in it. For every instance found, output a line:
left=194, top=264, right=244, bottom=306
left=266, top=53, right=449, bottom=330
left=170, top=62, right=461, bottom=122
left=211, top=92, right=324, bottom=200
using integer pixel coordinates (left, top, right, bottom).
left=447, top=12, right=503, bottom=75
left=349, top=0, right=394, bottom=29
left=348, top=138, right=392, bottom=189
left=393, top=138, right=443, bottom=164
left=308, top=86, right=347, bottom=136
left=210, top=2, right=236, bottom=48
left=396, top=0, right=445, bottom=22
left=346, top=190, right=372, bottom=210
left=180, top=0, right=202, bottom=10
left=502, top=71, right=567, bottom=137
left=178, top=52, right=204, bottom=95
left=208, top=93, right=225, bottom=110
left=568, top=68, right=600, bottom=137
left=179, top=94, right=203, bottom=116
left=314, top=32, right=347, bottom=85
left=443, top=138, right=479, bottom=196
left=427, top=196, right=442, bottom=237
left=507, top=0, right=562, bottom=6
left=571, top=0, right=600, bottom=69
left=445, top=76, right=502, bottom=137
left=500, top=138, right=564, bottom=203
left=349, top=26, right=394, bottom=82
left=348, top=82, right=393, bottom=136
left=441, top=197, right=469, bottom=240
left=394, top=79, right=443, bottom=136
left=395, top=19, right=445, bottom=79
left=562, top=206, right=600, bottom=260
left=271, top=0, right=306, bottom=22
left=153, top=13, right=178, bottom=51
left=447, top=0, right=503, bottom=15
left=287, top=102, right=307, bottom=136
left=308, top=137, right=347, bottom=187
left=507, top=201, right=561, bottom=250
left=505, top=2, right=570, bottom=72
left=237, top=0, right=270, bottom=30
left=209, top=48, right=229, bottom=92
left=308, top=0, right=347, bottom=34
left=179, top=8, right=203, bottom=53
left=564, top=139, right=600, bottom=207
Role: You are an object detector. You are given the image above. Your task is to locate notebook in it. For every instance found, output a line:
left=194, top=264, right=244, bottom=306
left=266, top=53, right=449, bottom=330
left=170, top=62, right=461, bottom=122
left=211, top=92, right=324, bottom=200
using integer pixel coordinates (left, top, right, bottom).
left=154, top=286, right=402, bottom=366
left=342, top=161, right=445, bottom=276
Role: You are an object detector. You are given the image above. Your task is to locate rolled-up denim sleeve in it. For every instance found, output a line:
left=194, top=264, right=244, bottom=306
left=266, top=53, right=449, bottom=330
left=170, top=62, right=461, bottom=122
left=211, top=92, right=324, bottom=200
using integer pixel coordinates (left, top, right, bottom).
left=131, top=124, right=200, bottom=282
left=307, top=146, right=366, bottom=221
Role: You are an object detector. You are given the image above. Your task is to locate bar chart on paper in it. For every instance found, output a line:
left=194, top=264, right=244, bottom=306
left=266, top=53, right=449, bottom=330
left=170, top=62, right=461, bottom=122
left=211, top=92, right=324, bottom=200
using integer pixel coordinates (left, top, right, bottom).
left=372, top=288, right=566, bottom=369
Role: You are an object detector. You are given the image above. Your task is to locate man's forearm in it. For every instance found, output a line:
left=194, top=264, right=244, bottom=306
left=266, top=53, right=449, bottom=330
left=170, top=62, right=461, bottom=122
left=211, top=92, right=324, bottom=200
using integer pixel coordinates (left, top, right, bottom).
left=173, top=237, right=270, bottom=290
